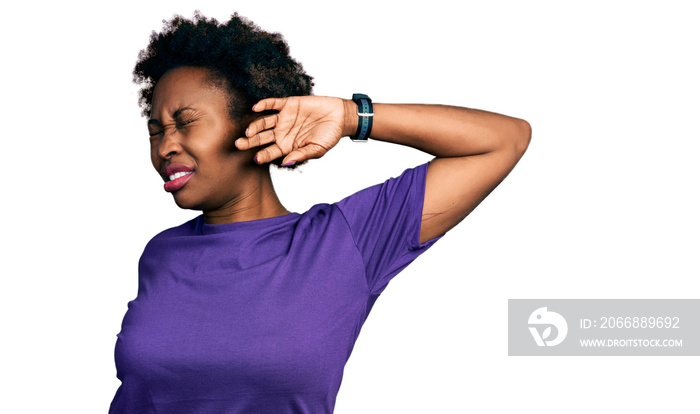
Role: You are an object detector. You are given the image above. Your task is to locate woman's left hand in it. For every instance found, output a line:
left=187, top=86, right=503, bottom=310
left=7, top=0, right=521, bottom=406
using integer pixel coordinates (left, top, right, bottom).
left=235, top=96, right=352, bottom=166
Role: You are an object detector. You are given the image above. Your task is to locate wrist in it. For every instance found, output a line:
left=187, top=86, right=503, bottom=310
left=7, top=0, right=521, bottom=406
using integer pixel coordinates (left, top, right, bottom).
left=341, top=98, right=359, bottom=137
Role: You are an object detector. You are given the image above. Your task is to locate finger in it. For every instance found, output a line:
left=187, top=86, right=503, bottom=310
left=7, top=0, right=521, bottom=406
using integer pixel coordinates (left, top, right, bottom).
left=281, top=145, right=326, bottom=166
left=252, top=97, right=287, bottom=113
left=235, top=129, right=277, bottom=150
left=254, top=144, right=285, bottom=164
left=246, top=114, right=279, bottom=137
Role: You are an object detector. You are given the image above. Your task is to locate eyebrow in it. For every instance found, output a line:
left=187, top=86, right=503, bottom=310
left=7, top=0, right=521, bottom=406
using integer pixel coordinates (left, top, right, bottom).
left=148, top=107, right=195, bottom=126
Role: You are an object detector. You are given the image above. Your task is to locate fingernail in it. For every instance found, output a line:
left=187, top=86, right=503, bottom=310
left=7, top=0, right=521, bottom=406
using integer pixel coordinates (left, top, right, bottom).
left=282, top=160, right=296, bottom=167
left=252, top=104, right=257, bottom=110
left=254, top=155, right=259, bottom=164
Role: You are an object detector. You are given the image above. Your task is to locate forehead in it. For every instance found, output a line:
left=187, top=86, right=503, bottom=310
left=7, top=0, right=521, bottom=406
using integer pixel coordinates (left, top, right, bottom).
left=150, top=66, right=228, bottom=116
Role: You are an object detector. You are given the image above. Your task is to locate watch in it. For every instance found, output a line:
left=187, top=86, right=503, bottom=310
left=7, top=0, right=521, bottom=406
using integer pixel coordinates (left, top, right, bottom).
left=351, top=93, right=373, bottom=141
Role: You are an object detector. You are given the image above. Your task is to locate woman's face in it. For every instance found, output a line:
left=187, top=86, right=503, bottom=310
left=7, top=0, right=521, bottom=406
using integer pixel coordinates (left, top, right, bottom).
left=148, top=66, right=256, bottom=212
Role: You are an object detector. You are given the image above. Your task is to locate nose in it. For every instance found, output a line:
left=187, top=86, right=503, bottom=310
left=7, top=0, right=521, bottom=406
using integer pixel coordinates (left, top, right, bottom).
left=155, top=128, right=182, bottom=160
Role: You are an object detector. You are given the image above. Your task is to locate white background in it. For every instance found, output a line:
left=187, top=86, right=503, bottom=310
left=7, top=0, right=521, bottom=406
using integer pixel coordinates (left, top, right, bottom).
left=2, top=0, right=698, bottom=412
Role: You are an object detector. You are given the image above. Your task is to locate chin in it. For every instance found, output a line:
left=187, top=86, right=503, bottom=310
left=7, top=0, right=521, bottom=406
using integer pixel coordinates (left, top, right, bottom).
left=171, top=192, right=206, bottom=211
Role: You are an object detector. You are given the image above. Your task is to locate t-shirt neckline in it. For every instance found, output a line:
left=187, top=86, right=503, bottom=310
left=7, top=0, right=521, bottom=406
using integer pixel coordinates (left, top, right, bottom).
left=197, top=212, right=301, bottom=235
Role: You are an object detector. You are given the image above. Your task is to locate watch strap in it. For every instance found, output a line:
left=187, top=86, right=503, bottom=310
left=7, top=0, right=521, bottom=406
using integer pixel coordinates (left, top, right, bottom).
left=351, top=93, right=373, bottom=141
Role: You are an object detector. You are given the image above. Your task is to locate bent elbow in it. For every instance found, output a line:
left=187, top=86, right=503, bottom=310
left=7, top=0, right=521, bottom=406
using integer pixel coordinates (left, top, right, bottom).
left=498, top=118, right=530, bottom=165
left=513, top=118, right=531, bottom=157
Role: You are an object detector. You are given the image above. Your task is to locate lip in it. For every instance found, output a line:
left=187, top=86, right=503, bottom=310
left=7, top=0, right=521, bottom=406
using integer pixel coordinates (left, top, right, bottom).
left=162, top=163, right=195, bottom=193
left=163, top=163, right=195, bottom=178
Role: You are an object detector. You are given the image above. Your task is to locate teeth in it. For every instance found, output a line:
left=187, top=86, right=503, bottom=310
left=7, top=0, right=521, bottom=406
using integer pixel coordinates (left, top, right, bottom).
left=168, top=171, right=192, bottom=181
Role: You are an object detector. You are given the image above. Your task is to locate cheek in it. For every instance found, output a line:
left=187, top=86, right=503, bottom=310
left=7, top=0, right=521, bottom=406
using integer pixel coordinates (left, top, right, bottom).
left=194, top=132, right=243, bottom=165
left=211, top=129, right=241, bottom=156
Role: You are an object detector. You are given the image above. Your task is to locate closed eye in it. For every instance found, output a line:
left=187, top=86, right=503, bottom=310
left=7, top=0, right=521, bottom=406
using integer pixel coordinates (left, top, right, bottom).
left=176, top=119, right=194, bottom=127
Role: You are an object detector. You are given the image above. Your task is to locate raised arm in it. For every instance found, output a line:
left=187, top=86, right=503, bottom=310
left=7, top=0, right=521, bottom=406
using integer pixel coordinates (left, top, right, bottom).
left=362, top=103, right=531, bottom=243
left=235, top=97, right=531, bottom=243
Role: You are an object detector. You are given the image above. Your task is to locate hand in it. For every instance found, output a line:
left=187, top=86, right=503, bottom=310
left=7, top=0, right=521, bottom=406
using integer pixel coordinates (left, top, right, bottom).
left=235, top=96, right=350, bottom=166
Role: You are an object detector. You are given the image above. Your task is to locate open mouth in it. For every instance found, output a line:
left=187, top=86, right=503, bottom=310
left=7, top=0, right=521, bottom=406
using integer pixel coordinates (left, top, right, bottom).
left=163, top=167, right=195, bottom=193
left=168, top=171, right=193, bottom=181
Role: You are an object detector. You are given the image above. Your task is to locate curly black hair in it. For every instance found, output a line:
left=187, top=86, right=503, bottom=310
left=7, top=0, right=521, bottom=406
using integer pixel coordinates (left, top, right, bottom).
left=133, top=12, right=314, bottom=167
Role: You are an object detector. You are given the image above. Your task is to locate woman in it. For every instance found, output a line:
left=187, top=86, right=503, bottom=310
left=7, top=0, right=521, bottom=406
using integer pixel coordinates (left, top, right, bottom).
left=110, top=12, right=530, bottom=414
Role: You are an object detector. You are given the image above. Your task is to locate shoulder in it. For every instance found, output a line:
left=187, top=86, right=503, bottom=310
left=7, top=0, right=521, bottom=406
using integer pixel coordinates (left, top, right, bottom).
left=337, top=163, right=430, bottom=205
left=333, top=162, right=430, bottom=221
left=150, top=216, right=201, bottom=240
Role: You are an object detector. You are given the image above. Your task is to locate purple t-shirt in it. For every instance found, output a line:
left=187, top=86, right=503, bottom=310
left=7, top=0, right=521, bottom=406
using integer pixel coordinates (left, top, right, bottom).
left=110, top=163, right=440, bottom=413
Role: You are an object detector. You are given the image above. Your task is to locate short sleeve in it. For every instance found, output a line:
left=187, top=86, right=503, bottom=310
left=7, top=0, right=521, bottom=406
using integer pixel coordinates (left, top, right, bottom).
left=335, top=162, right=442, bottom=295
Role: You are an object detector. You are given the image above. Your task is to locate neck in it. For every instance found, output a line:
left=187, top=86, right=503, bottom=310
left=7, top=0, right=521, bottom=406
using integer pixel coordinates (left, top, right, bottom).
left=202, top=168, right=289, bottom=225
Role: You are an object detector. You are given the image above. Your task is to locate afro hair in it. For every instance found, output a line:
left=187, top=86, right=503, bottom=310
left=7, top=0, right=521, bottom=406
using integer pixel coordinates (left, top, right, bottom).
left=133, top=12, right=314, bottom=168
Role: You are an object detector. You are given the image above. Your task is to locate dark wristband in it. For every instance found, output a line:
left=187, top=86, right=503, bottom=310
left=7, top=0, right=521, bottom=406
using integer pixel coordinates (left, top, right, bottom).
left=351, top=93, right=373, bottom=141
